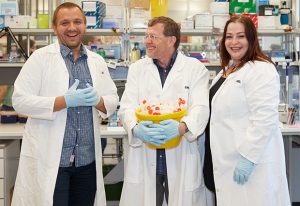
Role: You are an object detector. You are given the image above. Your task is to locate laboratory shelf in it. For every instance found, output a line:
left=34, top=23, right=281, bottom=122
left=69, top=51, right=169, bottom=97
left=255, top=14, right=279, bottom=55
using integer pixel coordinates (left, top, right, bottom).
left=10, top=28, right=123, bottom=36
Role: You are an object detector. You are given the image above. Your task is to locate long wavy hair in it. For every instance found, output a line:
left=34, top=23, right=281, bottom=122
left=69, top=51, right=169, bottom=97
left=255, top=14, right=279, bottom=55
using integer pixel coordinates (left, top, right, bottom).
left=219, top=15, right=274, bottom=73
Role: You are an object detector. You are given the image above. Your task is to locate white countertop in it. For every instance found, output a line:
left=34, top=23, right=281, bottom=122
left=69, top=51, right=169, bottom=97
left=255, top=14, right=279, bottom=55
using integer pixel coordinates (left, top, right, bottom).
left=0, top=123, right=127, bottom=139
left=0, top=123, right=299, bottom=139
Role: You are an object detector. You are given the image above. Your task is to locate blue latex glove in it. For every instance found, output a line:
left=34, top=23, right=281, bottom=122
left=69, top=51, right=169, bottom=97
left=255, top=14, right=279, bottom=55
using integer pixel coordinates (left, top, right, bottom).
left=64, top=79, right=100, bottom=108
left=233, top=155, right=255, bottom=185
left=156, top=119, right=180, bottom=141
left=133, top=121, right=166, bottom=146
left=85, top=83, right=100, bottom=106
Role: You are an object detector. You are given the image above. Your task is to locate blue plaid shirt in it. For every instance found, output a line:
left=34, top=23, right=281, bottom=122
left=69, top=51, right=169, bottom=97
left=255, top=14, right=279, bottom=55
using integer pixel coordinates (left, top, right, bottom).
left=59, top=44, right=95, bottom=167
left=153, top=51, right=178, bottom=175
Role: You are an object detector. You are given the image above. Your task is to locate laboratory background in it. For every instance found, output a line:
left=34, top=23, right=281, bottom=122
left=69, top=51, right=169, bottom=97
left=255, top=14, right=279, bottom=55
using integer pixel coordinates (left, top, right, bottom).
left=0, top=0, right=299, bottom=205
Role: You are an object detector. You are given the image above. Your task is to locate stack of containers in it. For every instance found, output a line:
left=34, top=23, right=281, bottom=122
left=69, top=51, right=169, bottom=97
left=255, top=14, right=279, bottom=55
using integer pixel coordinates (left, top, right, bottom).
left=257, top=1, right=280, bottom=29
left=102, top=5, right=124, bottom=29
left=82, top=1, right=106, bottom=29
left=229, top=0, right=258, bottom=28
left=209, top=1, right=230, bottom=30
left=129, top=0, right=150, bottom=29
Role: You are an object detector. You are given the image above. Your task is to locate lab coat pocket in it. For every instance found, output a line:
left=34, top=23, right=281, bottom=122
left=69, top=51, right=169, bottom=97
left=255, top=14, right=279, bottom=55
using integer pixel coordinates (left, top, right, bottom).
left=184, top=154, right=201, bottom=191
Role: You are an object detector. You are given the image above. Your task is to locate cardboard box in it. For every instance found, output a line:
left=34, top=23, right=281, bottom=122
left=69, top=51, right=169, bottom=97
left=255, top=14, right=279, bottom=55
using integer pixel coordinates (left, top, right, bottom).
left=82, top=1, right=106, bottom=29
left=82, top=1, right=106, bottom=16
left=194, top=13, right=212, bottom=29
left=209, top=2, right=229, bottom=14
left=229, top=0, right=256, bottom=14
left=258, top=16, right=278, bottom=29
left=130, top=0, right=150, bottom=10
left=213, top=14, right=230, bottom=29
left=105, top=5, right=123, bottom=19
left=86, top=15, right=103, bottom=29
left=180, top=19, right=194, bottom=29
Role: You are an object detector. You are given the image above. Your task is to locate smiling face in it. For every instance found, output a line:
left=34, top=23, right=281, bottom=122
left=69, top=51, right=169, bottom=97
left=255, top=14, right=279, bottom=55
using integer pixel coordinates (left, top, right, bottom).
left=52, top=6, right=86, bottom=53
left=144, top=23, right=175, bottom=66
left=225, top=22, right=249, bottom=65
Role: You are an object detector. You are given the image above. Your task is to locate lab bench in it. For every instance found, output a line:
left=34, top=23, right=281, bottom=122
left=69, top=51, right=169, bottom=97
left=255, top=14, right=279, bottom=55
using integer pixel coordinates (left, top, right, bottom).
left=0, top=123, right=299, bottom=204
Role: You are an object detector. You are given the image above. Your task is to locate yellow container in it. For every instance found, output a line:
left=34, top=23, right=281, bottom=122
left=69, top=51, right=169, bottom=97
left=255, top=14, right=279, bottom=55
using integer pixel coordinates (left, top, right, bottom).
left=136, top=108, right=187, bottom=149
left=150, top=0, right=169, bottom=18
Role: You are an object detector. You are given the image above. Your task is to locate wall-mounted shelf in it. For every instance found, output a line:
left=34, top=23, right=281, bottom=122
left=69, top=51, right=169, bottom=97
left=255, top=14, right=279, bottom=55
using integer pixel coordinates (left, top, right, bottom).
left=129, top=28, right=300, bottom=36
left=10, top=28, right=124, bottom=36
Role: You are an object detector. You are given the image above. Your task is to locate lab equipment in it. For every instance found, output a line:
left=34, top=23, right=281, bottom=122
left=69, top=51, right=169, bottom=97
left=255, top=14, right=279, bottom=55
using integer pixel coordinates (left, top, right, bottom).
left=233, top=155, right=254, bottom=185
left=129, top=42, right=141, bottom=63
left=133, top=121, right=166, bottom=146
left=279, top=1, right=290, bottom=28
left=97, top=48, right=106, bottom=58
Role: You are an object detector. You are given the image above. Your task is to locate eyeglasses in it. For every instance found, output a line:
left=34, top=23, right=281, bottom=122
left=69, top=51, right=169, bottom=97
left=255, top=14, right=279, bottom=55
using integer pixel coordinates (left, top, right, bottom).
left=144, top=34, right=162, bottom=41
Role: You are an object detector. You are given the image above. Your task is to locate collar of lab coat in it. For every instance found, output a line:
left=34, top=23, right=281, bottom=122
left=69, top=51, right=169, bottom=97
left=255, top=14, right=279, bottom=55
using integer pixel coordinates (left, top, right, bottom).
left=143, top=52, right=185, bottom=91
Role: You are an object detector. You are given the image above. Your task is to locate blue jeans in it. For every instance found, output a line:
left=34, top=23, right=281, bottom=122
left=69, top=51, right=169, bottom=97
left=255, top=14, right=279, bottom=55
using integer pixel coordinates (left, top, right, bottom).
left=53, top=161, right=97, bottom=206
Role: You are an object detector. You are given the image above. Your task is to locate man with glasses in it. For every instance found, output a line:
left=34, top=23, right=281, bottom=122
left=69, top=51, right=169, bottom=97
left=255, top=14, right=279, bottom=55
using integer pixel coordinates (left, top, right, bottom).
left=119, top=16, right=211, bottom=206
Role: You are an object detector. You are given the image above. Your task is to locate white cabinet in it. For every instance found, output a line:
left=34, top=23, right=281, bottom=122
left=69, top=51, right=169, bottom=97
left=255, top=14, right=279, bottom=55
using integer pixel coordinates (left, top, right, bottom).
left=0, top=140, right=20, bottom=206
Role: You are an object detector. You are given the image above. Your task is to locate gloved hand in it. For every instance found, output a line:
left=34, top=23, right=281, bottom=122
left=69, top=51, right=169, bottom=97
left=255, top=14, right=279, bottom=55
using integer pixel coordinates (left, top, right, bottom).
left=233, top=155, right=255, bottom=185
left=133, top=121, right=166, bottom=146
left=85, top=83, right=100, bottom=106
left=64, top=79, right=100, bottom=108
left=156, top=119, right=180, bottom=141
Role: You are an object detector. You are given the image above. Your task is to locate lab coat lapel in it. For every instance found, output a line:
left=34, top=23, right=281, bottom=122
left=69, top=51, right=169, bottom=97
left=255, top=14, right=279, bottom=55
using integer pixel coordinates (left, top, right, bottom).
left=162, top=53, right=184, bottom=92
left=87, top=53, right=98, bottom=89
left=211, top=69, right=238, bottom=104
left=53, top=42, right=70, bottom=92
left=146, top=58, right=164, bottom=89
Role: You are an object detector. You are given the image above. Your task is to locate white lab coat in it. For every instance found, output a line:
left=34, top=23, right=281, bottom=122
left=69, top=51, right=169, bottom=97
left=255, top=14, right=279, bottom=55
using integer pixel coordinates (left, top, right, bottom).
left=11, top=42, right=118, bottom=206
left=118, top=52, right=212, bottom=206
left=209, top=61, right=290, bottom=206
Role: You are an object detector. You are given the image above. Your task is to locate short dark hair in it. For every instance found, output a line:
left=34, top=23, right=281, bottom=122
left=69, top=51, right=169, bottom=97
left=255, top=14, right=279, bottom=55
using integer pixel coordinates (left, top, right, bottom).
left=148, top=16, right=181, bottom=49
left=219, top=15, right=273, bottom=69
left=52, top=2, right=86, bottom=25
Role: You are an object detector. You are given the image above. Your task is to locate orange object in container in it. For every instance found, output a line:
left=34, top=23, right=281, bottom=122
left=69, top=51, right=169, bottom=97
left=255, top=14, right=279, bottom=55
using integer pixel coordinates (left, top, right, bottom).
left=135, top=108, right=187, bottom=149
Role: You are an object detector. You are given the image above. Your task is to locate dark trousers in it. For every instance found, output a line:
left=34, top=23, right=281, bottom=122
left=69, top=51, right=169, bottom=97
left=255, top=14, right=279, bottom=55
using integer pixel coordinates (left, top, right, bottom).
left=156, top=174, right=169, bottom=206
left=53, top=161, right=97, bottom=206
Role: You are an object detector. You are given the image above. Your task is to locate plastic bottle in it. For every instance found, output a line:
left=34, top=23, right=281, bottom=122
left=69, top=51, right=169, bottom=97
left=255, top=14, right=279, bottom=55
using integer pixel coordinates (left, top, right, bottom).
left=130, top=42, right=141, bottom=63
left=150, top=0, right=168, bottom=18
left=8, top=43, right=19, bottom=62
left=90, top=45, right=97, bottom=53
left=97, top=48, right=106, bottom=58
